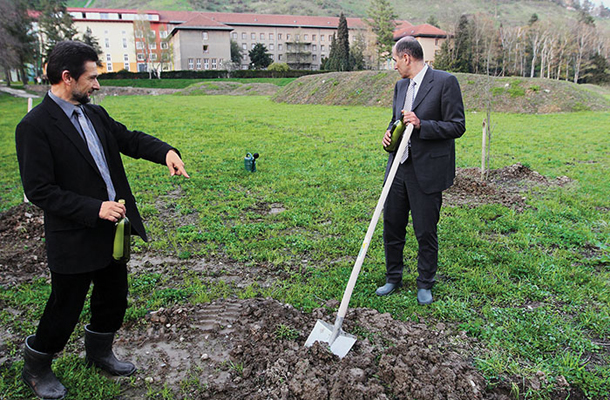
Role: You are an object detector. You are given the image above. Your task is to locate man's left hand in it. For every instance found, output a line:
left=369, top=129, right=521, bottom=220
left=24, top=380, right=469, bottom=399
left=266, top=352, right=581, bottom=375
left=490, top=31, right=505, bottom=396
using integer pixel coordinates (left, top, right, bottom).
left=166, top=150, right=190, bottom=178
left=402, top=112, right=421, bottom=129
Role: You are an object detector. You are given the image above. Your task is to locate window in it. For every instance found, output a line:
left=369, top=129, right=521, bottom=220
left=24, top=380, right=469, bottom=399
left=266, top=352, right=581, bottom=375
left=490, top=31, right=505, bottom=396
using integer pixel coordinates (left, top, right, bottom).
left=211, top=58, right=217, bottom=69
left=296, top=34, right=300, bottom=41
left=278, top=44, right=283, bottom=51
left=150, top=30, right=156, bottom=38
left=287, top=44, right=292, bottom=51
left=204, top=58, right=209, bottom=70
left=202, top=32, right=208, bottom=40
left=269, top=44, right=274, bottom=50
left=160, top=31, right=168, bottom=38
left=242, top=32, right=246, bottom=39
left=251, top=33, right=255, bottom=40
left=321, top=45, right=325, bottom=51
left=312, top=34, right=316, bottom=41
left=124, top=63, right=130, bottom=70
left=100, top=13, right=109, bottom=19
left=304, top=34, right=308, bottom=41
left=196, top=58, right=202, bottom=69
left=106, top=54, right=112, bottom=62
left=106, top=62, right=113, bottom=72
left=149, top=43, right=156, bottom=50
left=137, top=53, right=145, bottom=61
left=312, top=44, right=317, bottom=51
left=286, top=34, right=291, bottom=40
left=121, top=31, right=126, bottom=36
left=188, top=58, right=194, bottom=69
left=104, top=30, right=109, bottom=35
left=123, top=54, right=129, bottom=62
left=278, top=54, right=282, bottom=61
left=260, top=33, right=265, bottom=40
left=269, top=33, right=274, bottom=40
left=251, top=43, right=256, bottom=49
left=232, top=32, right=237, bottom=39
left=203, top=44, right=209, bottom=53
left=320, top=35, right=324, bottom=41
left=136, top=42, right=143, bottom=49
left=328, top=35, right=332, bottom=41
left=135, top=30, right=143, bottom=38
left=122, top=38, right=127, bottom=48
left=242, top=43, right=247, bottom=50
left=312, top=54, right=317, bottom=61
left=161, top=42, right=169, bottom=50
left=278, top=33, right=282, bottom=40
left=105, top=38, right=110, bottom=48
left=270, top=54, right=274, bottom=60
left=150, top=53, right=157, bottom=61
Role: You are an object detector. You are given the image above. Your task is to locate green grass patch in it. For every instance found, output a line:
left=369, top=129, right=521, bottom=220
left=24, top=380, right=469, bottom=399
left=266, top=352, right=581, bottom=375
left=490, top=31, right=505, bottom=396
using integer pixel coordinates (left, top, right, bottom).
left=98, top=77, right=296, bottom=89
left=1, top=93, right=609, bottom=398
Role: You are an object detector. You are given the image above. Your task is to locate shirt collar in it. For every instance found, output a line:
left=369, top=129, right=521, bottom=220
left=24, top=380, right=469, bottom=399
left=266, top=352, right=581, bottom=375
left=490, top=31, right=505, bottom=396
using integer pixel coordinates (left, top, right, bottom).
left=411, top=64, right=428, bottom=88
left=48, top=90, right=79, bottom=119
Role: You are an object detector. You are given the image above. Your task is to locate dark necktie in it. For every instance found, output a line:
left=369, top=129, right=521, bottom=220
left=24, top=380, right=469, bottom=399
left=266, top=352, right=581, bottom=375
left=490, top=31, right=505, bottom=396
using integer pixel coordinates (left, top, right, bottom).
left=74, top=106, right=116, bottom=201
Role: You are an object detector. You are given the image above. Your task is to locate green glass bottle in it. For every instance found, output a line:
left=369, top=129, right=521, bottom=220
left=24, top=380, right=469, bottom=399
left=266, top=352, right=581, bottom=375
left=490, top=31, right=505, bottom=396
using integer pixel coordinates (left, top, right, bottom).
left=112, top=199, right=131, bottom=262
left=383, top=119, right=406, bottom=153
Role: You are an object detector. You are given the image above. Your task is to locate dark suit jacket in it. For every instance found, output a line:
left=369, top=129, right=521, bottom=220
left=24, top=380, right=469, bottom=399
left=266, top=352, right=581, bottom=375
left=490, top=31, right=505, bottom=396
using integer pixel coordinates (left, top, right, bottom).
left=385, top=68, right=466, bottom=194
left=15, top=94, right=176, bottom=274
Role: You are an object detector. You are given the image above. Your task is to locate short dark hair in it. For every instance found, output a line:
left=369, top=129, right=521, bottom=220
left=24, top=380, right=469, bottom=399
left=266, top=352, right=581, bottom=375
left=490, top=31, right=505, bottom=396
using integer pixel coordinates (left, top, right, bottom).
left=46, top=41, right=99, bottom=85
left=394, top=36, right=424, bottom=61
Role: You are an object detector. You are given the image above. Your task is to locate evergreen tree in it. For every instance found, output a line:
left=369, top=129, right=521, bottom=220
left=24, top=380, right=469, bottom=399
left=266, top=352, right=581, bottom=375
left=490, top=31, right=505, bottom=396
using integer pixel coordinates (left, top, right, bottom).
left=230, top=39, right=243, bottom=65
left=365, top=0, right=397, bottom=66
left=38, top=0, right=77, bottom=62
left=426, top=15, right=440, bottom=29
left=336, top=13, right=350, bottom=71
left=325, top=34, right=339, bottom=70
left=248, top=43, right=272, bottom=69
left=452, top=14, right=473, bottom=73
left=82, top=27, right=102, bottom=56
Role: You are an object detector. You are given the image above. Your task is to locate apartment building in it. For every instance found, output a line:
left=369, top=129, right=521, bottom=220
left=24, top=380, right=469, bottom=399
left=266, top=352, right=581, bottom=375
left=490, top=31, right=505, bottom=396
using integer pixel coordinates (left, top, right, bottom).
left=64, top=8, right=448, bottom=73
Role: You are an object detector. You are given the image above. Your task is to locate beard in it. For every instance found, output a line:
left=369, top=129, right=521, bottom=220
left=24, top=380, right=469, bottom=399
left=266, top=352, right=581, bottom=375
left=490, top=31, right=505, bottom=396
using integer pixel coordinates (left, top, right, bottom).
left=72, top=89, right=92, bottom=105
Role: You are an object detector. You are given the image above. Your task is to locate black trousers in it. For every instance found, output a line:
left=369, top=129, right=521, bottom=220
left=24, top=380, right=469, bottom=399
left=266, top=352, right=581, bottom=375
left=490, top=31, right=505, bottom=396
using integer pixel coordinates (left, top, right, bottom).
left=33, top=261, right=128, bottom=354
left=383, top=158, right=442, bottom=289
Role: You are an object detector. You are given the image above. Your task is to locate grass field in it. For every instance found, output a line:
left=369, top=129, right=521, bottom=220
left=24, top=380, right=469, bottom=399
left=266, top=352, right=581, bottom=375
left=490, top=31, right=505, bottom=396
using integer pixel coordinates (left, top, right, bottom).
left=97, top=77, right=297, bottom=89
left=0, top=92, right=609, bottom=398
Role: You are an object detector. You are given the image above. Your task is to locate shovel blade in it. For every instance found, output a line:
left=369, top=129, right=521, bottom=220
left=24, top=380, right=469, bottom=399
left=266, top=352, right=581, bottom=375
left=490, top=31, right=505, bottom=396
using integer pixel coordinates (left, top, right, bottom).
left=304, top=319, right=357, bottom=358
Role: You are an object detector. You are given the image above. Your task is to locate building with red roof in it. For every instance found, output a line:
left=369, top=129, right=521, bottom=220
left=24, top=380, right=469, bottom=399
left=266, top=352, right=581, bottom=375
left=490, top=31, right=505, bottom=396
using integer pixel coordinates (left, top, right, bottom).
left=60, top=7, right=447, bottom=73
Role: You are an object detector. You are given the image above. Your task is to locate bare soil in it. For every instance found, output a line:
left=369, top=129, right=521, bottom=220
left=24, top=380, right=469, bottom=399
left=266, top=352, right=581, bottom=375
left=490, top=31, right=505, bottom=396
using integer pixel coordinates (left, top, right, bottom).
left=0, top=164, right=585, bottom=399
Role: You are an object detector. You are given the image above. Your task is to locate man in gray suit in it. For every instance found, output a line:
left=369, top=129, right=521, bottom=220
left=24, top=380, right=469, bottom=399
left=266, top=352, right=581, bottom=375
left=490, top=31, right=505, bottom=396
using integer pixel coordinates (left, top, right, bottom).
left=376, top=36, right=465, bottom=304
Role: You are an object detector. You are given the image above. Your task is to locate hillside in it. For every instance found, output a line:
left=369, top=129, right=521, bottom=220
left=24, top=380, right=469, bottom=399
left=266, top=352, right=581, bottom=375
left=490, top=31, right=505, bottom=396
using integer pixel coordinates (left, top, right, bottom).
left=67, top=0, right=610, bottom=31
left=272, top=71, right=610, bottom=113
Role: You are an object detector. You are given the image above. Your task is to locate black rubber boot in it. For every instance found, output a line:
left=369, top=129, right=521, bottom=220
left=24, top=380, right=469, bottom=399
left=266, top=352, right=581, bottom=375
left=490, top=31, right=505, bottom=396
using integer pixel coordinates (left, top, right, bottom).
left=84, top=325, right=136, bottom=376
left=22, top=335, right=67, bottom=400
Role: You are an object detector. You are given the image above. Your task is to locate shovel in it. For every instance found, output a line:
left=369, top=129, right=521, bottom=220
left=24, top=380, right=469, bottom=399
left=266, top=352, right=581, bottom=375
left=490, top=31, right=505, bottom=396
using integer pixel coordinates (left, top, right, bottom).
left=305, top=124, right=414, bottom=358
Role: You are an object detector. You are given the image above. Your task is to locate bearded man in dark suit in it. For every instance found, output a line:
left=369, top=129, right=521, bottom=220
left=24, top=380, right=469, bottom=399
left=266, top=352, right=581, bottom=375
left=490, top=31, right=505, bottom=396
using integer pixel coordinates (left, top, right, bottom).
left=375, top=36, right=466, bottom=304
left=15, top=41, right=190, bottom=399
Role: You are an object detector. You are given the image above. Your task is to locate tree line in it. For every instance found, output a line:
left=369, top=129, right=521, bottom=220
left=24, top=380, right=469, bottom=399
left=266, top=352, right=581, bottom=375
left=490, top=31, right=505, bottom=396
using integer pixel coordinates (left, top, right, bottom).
left=0, top=0, right=90, bottom=85
left=434, top=11, right=610, bottom=84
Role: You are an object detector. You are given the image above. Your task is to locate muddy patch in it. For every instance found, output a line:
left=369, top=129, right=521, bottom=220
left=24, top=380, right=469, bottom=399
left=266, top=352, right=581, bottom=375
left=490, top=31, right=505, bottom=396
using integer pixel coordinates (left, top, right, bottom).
left=445, top=163, right=572, bottom=210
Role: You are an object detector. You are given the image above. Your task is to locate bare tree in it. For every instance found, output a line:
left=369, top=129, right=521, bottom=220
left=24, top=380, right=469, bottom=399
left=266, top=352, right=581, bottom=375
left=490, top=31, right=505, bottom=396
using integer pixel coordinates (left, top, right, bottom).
left=572, top=19, right=596, bottom=83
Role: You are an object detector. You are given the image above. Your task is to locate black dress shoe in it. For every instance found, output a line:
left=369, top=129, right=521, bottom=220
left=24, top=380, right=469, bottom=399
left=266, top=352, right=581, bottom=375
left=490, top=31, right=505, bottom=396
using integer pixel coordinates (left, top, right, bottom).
left=417, top=289, right=433, bottom=305
left=375, top=282, right=401, bottom=296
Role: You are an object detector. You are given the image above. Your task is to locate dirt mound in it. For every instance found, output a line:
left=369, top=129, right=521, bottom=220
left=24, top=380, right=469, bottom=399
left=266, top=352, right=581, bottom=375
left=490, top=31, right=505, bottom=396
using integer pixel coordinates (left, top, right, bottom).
left=273, top=71, right=610, bottom=113
left=113, top=297, right=504, bottom=399
left=444, top=163, right=572, bottom=210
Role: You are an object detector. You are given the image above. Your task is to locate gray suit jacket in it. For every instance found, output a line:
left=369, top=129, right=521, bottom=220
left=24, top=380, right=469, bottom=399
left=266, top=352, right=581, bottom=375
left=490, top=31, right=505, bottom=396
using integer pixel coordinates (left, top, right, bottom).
left=385, top=68, right=466, bottom=194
